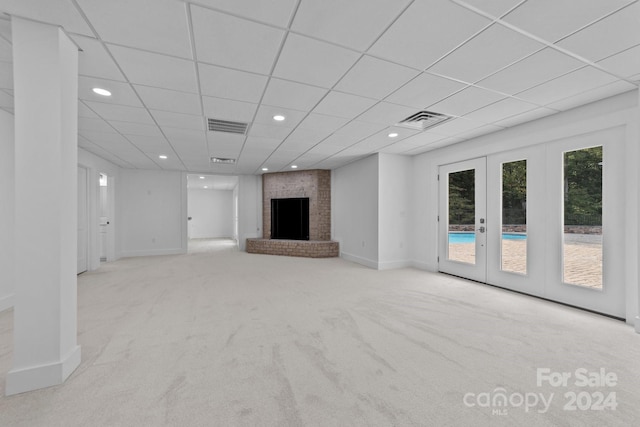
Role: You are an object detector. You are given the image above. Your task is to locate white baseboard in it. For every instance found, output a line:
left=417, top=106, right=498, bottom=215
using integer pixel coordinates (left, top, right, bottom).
left=6, top=345, right=81, bottom=396
left=635, top=316, right=640, bottom=334
left=340, top=252, right=378, bottom=269
left=0, top=293, right=14, bottom=312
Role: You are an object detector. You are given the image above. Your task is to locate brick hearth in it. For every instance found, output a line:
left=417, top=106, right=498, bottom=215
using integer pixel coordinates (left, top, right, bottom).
left=246, top=169, right=339, bottom=258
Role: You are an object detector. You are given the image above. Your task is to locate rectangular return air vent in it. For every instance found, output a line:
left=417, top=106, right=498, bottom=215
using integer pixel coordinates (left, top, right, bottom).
left=210, top=157, right=236, bottom=164
left=207, top=118, right=249, bottom=135
left=396, top=110, right=452, bottom=131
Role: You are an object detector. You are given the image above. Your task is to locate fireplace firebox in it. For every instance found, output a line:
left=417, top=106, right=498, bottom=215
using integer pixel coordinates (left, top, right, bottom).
left=271, top=197, right=309, bottom=240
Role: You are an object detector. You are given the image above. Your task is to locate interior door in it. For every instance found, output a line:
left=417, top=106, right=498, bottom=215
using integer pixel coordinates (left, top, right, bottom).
left=438, top=158, right=487, bottom=282
left=77, top=166, right=88, bottom=274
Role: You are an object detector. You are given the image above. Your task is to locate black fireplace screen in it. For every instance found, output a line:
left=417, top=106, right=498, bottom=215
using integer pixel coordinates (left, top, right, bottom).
left=271, top=198, right=309, bottom=240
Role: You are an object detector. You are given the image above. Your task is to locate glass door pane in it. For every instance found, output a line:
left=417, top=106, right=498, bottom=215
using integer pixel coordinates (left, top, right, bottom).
left=563, top=146, right=603, bottom=289
left=501, top=160, right=527, bottom=274
left=448, top=169, right=475, bottom=264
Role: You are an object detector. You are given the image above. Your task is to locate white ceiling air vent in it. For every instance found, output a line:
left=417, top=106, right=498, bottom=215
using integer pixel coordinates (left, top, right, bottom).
left=207, top=118, right=249, bottom=135
left=396, top=110, right=452, bottom=131
left=210, top=157, right=236, bottom=164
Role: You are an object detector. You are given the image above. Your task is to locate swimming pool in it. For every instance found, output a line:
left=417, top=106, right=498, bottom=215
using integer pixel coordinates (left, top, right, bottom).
left=448, top=232, right=527, bottom=244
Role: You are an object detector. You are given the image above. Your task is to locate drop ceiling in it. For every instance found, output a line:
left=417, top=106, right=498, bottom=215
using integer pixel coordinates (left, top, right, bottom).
left=0, top=0, right=638, bottom=174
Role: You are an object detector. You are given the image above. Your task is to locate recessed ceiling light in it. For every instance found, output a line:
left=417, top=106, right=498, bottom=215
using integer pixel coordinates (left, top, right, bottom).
left=388, top=132, right=399, bottom=138
left=291, top=165, right=298, bottom=169
left=199, top=176, right=205, bottom=179
left=273, top=115, right=285, bottom=122
left=262, top=167, right=269, bottom=171
left=204, top=186, right=208, bottom=189
left=92, top=87, right=111, bottom=97
left=159, top=155, right=168, bottom=159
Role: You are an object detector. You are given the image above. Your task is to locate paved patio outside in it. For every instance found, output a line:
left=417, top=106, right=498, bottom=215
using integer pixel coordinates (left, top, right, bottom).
left=448, top=234, right=602, bottom=289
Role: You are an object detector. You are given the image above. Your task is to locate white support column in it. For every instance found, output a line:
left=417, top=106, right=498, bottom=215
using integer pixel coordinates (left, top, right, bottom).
left=636, top=88, right=640, bottom=334
left=6, top=17, right=81, bottom=396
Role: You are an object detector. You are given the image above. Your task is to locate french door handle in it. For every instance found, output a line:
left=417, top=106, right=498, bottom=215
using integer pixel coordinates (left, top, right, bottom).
left=479, top=226, right=486, bottom=233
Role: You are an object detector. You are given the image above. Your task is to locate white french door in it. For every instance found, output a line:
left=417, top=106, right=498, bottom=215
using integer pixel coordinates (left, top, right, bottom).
left=438, top=158, right=487, bottom=283
left=438, top=128, right=625, bottom=318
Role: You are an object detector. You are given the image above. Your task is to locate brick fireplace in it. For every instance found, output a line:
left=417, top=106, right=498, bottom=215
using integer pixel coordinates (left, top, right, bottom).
left=246, top=169, right=339, bottom=258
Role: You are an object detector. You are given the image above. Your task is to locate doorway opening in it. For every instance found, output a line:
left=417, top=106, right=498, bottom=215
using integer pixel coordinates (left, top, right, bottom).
left=187, top=174, right=239, bottom=254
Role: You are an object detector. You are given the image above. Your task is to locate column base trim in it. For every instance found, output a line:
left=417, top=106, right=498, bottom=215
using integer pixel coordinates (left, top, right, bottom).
left=635, top=316, right=640, bottom=334
left=5, top=345, right=81, bottom=396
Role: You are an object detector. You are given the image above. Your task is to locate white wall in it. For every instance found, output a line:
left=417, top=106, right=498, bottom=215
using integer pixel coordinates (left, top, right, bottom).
left=411, top=90, right=639, bottom=323
left=78, top=148, right=120, bottom=266
left=378, top=153, right=412, bottom=270
left=187, top=189, right=234, bottom=238
left=118, top=169, right=187, bottom=257
left=236, top=175, right=261, bottom=251
left=0, top=110, right=14, bottom=311
left=333, top=154, right=379, bottom=268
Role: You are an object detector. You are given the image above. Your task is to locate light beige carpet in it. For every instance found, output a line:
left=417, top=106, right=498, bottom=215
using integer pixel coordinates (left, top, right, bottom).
left=1, top=243, right=639, bottom=426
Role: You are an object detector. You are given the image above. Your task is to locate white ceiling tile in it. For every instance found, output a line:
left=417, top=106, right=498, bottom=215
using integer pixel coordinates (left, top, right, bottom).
left=476, top=48, right=584, bottom=95
left=262, top=78, right=328, bottom=111
left=503, top=0, right=634, bottom=43
left=313, top=91, right=378, bottom=119
left=191, top=5, right=284, bottom=74
left=79, top=77, right=142, bottom=107
left=493, top=107, right=557, bottom=128
left=320, top=133, right=359, bottom=148
left=2, top=0, right=93, bottom=36
left=597, top=44, right=640, bottom=79
left=545, top=80, right=637, bottom=112
left=0, top=90, right=12, bottom=108
left=190, top=0, right=297, bottom=27
left=368, top=0, right=491, bottom=69
left=307, top=143, right=344, bottom=156
left=0, top=19, right=12, bottom=42
left=125, top=134, right=172, bottom=152
left=244, top=136, right=282, bottom=150
left=163, top=128, right=207, bottom=145
left=253, top=105, right=307, bottom=127
left=0, top=61, right=13, bottom=90
left=273, top=33, right=360, bottom=88
left=457, top=0, right=524, bottom=17
left=109, top=121, right=164, bottom=137
left=429, top=24, right=544, bottom=83
left=84, top=101, right=154, bottom=124
left=356, top=101, right=417, bottom=125
left=202, top=96, right=257, bottom=122
left=78, top=117, right=116, bottom=133
left=72, top=36, right=126, bottom=81
left=464, top=97, right=539, bottom=123
left=355, top=127, right=420, bottom=150
left=455, top=124, right=504, bottom=140
left=76, top=0, right=192, bottom=59
left=151, top=110, right=205, bottom=131
left=516, top=67, right=619, bottom=105
left=207, top=133, right=245, bottom=153
left=198, top=63, right=268, bottom=103
left=426, top=117, right=484, bottom=136
left=557, top=2, right=640, bottom=62
left=386, top=73, right=467, bottom=109
left=335, top=56, right=418, bottom=99
left=0, top=39, right=12, bottom=62
left=109, top=45, right=198, bottom=93
left=248, top=123, right=292, bottom=140
left=134, top=85, right=202, bottom=116
left=292, top=0, right=411, bottom=51
left=279, top=128, right=330, bottom=151
left=297, top=113, right=349, bottom=133
left=79, top=101, right=100, bottom=119
left=334, top=120, right=387, bottom=142
left=429, top=86, right=505, bottom=116
left=394, top=131, right=449, bottom=147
